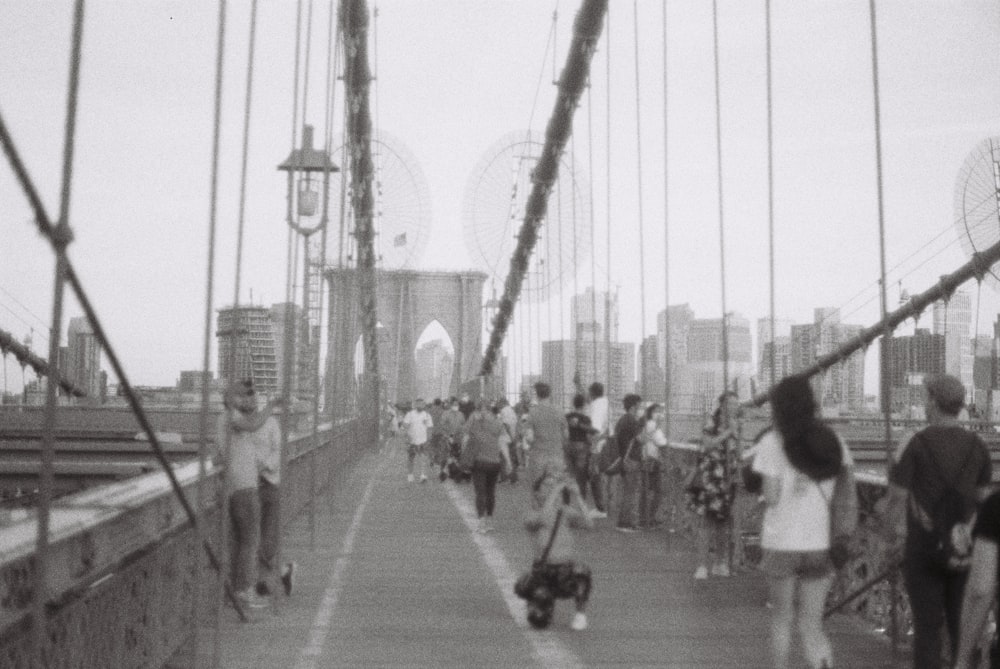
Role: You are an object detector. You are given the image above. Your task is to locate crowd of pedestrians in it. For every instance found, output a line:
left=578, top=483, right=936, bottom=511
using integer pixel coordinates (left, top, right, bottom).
left=375, top=370, right=1000, bottom=665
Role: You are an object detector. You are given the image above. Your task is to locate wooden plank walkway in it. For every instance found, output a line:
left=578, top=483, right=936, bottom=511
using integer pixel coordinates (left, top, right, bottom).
left=194, top=438, right=907, bottom=668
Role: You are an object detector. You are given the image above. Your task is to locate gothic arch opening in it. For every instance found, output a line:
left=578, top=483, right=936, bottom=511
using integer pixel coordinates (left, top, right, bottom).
left=414, top=320, right=455, bottom=401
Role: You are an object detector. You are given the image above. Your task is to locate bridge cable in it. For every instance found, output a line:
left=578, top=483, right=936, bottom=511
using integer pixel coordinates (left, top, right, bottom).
left=198, top=0, right=229, bottom=662
left=605, top=4, right=613, bottom=398
left=765, top=0, right=777, bottom=392
left=710, top=0, right=736, bottom=575
left=587, top=84, right=598, bottom=388
left=661, top=0, right=670, bottom=430
left=0, top=60, right=256, bottom=635
left=572, top=131, right=580, bottom=400
left=632, top=0, right=648, bottom=397
left=711, top=0, right=730, bottom=402
left=479, top=0, right=608, bottom=377
left=34, top=1, right=85, bottom=660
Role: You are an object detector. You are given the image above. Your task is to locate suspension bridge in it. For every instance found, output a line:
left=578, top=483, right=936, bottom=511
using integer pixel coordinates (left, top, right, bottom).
left=2, top=0, right=1000, bottom=666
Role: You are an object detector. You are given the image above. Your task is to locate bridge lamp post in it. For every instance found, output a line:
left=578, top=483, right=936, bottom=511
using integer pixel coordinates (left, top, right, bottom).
left=277, top=124, right=339, bottom=405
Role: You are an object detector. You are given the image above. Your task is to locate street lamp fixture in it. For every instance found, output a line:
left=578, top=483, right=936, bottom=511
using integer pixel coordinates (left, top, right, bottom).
left=277, top=124, right=339, bottom=235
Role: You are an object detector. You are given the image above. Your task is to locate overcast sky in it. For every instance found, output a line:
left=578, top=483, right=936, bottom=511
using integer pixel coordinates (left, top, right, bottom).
left=1, top=0, right=999, bottom=398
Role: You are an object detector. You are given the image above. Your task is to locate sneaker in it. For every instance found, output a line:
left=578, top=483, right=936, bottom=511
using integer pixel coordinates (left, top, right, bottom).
left=570, top=612, right=588, bottom=631
left=281, top=562, right=296, bottom=596
left=615, top=525, right=637, bottom=533
left=711, top=562, right=731, bottom=577
left=481, top=518, right=494, bottom=533
left=693, top=565, right=709, bottom=580
left=589, top=509, right=608, bottom=519
left=407, top=474, right=415, bottom=483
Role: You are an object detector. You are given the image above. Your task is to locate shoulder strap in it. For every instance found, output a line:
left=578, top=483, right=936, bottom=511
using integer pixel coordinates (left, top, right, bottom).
left=540, top=508, right=564, bottom=564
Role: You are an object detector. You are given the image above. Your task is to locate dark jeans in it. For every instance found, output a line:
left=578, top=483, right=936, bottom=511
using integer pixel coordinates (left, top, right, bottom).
left=258, top=479, right=280, bottom=585
left=472, top=460, right=503, bottom=517
left=617, top=459, right=641, bottom=528
left=903, top=545, right=968, bottom=669
left=564, top=441, right=593, bottom=502
left=640, top=462, right=662, bottom=527
left=228, top=487, right=260, bottom=592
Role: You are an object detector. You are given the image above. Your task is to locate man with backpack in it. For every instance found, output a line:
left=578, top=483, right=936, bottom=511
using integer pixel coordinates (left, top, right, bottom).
left=885, top=374, right=992, bottom=669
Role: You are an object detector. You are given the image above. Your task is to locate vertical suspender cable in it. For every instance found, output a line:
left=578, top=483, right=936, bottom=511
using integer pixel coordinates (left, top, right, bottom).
left=867, top=0, right=897, bottom=650
left=199, top=1, right=227, bottom=664
left=765, top=0, right=776, bottom=389
left=35, top=1, right=84, bottom=661
left=661, top=0, right=670, bottom=432
left=587, top=86, right=598, bottom=386
left=605, top=6, right=613, bottom=398
left=230, top=0, right=258, bottom=404
left=711, top=0, right=730, bottom=398
left=572, top=134, right=580, bottom=400
left=632, top=0, right=648, bottom=397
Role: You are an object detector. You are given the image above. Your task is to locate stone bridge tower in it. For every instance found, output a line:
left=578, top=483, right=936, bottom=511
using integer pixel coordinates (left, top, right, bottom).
left=325, top=268, right=487, bottom=417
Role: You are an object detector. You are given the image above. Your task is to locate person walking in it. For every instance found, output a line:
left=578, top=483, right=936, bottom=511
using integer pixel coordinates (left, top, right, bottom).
left=613, top=393, right=644, bottom=532
left=496, top=397, right=520, bottom=474
left=402, top=398, right=434, bottom=483
left=586, top=382, right=609, bottom=519
left=565, top=393, right=596, bottom=512
left=884, top=374, right=992, bottom=669
left=462, top=400, right=513, bottom=533
left=752, top=375, right=852, bottom=669
left=687, top=391, right=739, bottom=578
left=522, top=381, right=569, bottom=491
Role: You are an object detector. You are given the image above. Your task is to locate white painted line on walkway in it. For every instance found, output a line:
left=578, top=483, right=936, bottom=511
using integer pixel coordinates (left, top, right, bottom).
left=443, top=483, right=584, bottom=669
left=293, top=461, right=379, bottom=669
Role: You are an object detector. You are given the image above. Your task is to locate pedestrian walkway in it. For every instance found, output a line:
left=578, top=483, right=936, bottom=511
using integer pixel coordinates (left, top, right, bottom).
left=199, top=438, right=906, bottom=668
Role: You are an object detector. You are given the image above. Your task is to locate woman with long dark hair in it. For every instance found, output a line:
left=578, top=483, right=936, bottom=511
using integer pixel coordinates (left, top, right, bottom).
left=751, top=375, right=850, bottom=669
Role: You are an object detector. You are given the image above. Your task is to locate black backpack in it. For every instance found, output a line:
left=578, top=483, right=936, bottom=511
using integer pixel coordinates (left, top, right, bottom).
left=908, top=437, right=978, bottom=572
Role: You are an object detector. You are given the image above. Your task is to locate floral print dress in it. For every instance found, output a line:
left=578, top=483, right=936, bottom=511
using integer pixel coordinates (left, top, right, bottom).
left=685, top=435, right=737, bottom=523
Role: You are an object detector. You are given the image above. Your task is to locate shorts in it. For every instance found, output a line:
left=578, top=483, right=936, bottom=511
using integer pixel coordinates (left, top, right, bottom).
left=760, top=549, right=832, bottom=579
left=407, top=442, right=426, bottom=458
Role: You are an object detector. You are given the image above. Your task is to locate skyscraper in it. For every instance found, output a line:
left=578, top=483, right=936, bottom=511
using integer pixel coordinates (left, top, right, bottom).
left=932, top=290, right=973, bottom=394
left=66, top=316, right=101, bottom=398
left=217, top=304, right=312, bottom=397
left=789, top=308, right=865, bottom=413
left=570, top=287, right=619, bottom=343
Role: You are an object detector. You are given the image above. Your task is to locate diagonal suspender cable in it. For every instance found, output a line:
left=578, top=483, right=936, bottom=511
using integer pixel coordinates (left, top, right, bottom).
left=199, top=1, right=228, bottom=663
left=34, top=1, right=84, bottom=660
left=480, top=0, right=608, bottom=376
left=632, top=0, right=647, bottom=392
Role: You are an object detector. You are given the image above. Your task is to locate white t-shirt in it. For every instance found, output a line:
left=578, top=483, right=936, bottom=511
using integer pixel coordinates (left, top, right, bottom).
left=752, top=429, right=853, bottom=552
left=641, top=419, right=668, bottom=459
left=587, top=397, right=610, bottom=454
left=402, top=409, right=433, bottom=445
